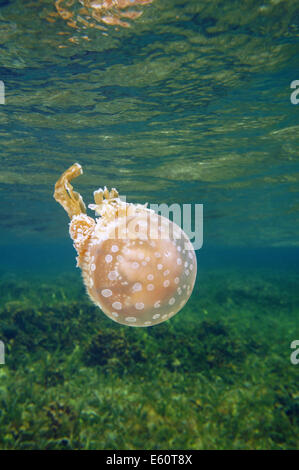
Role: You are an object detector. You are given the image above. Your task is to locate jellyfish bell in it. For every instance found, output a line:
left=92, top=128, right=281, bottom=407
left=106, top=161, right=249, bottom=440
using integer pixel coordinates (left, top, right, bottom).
left=54, top=163, right=197, bottom=326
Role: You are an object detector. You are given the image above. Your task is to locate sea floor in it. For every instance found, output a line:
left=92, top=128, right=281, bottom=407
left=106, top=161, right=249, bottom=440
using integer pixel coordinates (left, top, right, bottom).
left=0, top=265, right=298, bottom=450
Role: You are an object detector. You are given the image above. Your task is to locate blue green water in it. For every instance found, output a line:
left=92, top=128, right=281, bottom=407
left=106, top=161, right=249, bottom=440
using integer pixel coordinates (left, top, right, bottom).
left=0, top=0, right=298, bottom=449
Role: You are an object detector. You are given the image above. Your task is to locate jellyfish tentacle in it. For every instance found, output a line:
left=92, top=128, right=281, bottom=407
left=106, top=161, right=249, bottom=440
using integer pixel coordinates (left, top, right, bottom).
left=88, top=185, right=125, bottom=220
left=53, top=163, right=86, bottom=219
left=54, top=163, right=95, bottom=267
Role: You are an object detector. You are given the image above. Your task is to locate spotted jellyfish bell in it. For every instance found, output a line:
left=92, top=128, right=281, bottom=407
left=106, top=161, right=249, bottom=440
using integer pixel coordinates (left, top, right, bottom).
left=54, top=163, right=197, bottom=327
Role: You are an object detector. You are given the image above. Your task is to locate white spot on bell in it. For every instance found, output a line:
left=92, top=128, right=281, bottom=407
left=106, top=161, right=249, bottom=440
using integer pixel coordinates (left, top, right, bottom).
left=125, top=317, right=137, bottom=323
left=135, top=302, right=144, bottom=310
left=101, top=289, right=112, bottom=298
left=112, top=301, right=122, bottom=310
left=132, top=282, right=142, bottom=292
left=108, top=271, right=118, bottom=281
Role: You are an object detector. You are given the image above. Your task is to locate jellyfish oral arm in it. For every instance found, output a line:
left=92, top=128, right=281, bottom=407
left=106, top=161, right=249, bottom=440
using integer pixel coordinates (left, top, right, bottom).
left=53, top=163, right=86, bottom=219
left=53, top=163, right=95, bottom=265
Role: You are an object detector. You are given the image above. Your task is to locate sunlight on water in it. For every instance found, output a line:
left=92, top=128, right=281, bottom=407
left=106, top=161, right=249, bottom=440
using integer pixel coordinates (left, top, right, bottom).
left=53, top=0, right=154, bottom=32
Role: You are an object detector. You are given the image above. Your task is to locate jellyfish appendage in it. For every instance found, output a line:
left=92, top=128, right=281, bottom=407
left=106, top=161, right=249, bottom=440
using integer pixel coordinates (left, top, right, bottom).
left=69, top=214, right=96, bottom=267
left=88, top=185, right=131, bottom=222
left=54, top=163, right=96, bottom=266
left=53, top=163, right=87, bottom=219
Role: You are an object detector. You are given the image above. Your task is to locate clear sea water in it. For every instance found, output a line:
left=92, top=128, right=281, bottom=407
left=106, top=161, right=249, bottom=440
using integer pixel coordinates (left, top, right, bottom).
left=0, top=0, right=298, bottom=450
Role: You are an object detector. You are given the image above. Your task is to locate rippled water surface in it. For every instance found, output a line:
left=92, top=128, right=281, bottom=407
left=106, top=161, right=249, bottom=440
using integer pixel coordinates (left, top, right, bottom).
left=0, top=0, right=298, bottom=248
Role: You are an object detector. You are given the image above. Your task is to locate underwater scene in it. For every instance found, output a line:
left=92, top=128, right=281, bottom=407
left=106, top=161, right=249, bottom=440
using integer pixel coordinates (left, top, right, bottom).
left=0, top=0, right=298, bottom=450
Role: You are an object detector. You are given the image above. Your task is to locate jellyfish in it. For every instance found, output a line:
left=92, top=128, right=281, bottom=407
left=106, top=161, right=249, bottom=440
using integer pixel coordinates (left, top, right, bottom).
left=54, top=164, right=197, bottom=326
